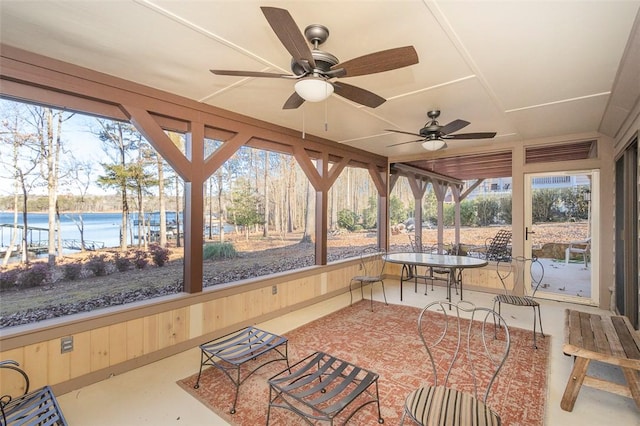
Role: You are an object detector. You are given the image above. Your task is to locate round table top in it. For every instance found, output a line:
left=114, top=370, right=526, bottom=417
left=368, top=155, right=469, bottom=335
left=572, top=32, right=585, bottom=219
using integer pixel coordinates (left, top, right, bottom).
left=384, top=252, right=488, bottom=269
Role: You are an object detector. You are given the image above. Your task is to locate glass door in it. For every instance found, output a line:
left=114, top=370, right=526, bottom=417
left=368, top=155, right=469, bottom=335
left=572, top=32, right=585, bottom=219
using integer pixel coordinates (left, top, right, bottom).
left=524, top=171, right=599, bottom=305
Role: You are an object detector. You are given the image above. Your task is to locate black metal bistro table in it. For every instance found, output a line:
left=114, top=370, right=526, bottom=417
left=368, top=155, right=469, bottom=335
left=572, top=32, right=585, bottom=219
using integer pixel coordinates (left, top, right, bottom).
left=384, top=252, right=488, bottom=302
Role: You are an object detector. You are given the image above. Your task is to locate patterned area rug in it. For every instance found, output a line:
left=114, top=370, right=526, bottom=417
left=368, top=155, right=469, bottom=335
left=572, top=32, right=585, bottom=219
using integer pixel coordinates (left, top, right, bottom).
left=177, top=301, right=549, bottom=425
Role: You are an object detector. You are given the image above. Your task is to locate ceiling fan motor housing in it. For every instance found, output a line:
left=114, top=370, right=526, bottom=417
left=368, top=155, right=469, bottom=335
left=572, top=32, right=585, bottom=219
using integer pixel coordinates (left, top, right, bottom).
left=290, top=50, right=339, bottom=76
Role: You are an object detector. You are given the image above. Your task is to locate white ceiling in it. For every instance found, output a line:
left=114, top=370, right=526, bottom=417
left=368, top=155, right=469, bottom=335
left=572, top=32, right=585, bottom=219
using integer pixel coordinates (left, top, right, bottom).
left=1, top=1, right=639, bottom=158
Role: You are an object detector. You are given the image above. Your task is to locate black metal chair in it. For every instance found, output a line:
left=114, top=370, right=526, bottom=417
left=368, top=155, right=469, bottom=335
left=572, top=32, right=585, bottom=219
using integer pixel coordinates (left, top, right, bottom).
left=492, top=256, right=545, bottom=348
left=469, top=230, right=512, bottom=262
left=401, top=300, right=510, bottom=425
left=349, top=247, right=388, bottom=311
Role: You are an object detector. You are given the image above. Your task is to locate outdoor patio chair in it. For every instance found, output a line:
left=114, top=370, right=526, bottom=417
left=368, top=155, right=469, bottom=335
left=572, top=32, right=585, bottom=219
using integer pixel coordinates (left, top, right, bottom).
left=349, top=247, right=388, bottom=311
left=1, top=360, right=68, bottom=425
left=424, top=243, right=461, bottom=295
left=406, top=237, right=459, bottom=295
left=401, top=300, right=510, bottom=426
left=469, top=229, right=512, bottom=262
left=493, top=256, right=545, bottom=348
left=565, top=237, right=590, bottom=267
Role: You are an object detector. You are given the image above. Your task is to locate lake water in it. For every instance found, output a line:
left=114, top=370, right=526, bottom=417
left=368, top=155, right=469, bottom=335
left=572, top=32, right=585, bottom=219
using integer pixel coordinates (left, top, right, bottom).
left=0, top=211, right=234, bottom=254
left=0, top=211, right=124, bottom=250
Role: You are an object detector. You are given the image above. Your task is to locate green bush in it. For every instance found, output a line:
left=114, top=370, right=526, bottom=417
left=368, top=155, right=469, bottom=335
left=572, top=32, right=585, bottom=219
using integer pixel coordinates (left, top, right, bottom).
left=203, top=242, right=237, bottom=260
left=337, top=209, right=359, bottom=231
left=443, top=200, right=476, bottom=226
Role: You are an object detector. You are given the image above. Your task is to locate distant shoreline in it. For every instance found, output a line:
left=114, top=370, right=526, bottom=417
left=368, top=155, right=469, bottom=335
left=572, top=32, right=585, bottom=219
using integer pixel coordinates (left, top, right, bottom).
left=0, top=210, right=123, bottom=214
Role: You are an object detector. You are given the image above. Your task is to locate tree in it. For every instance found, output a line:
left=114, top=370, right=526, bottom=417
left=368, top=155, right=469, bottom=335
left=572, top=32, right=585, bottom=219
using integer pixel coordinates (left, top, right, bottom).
left=62, top=157, right=94, bottom=251
left=227, top=179, right=264, bottom=241
left=262, top=151, right=270, bottom=237
left=532, top=189, right=559, bottom=223
left=475, top=197, right=500, bottom=226
left=166, top=132, right=185, bottom=247
left=0, top=102, right=43, bottom=265
left=301, top=179, right=314, bottom=243
left=128, top=159, right=157, bottom=250
left=388, top=196, right=407, bottom=225
left=422, top=188, right=438, bottom=224
left=361, top=196, right=378, bottom=229
left=498, top=195, right=512, bottom=224
left=28, top=106, right=74, bottom=265
left=95, top=121, right=142, bottom=251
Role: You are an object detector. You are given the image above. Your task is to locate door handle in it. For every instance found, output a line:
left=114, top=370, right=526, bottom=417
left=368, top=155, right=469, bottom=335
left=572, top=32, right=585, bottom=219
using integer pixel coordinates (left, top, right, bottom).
left=526, top=227, right=535, bottom=241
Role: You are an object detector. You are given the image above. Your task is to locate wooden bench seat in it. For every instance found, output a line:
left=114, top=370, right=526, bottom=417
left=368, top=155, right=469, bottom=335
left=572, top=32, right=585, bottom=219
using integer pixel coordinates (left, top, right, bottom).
left=561, top=309, right=640, bottom=411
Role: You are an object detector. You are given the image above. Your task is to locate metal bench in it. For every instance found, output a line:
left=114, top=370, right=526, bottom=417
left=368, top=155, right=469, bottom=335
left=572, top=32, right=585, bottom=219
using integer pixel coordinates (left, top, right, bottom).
left=1, top=360, right=67, bottom=426
left=561, top=309, right=640, bottom=411
left=194, top=326, right=289, bottom=414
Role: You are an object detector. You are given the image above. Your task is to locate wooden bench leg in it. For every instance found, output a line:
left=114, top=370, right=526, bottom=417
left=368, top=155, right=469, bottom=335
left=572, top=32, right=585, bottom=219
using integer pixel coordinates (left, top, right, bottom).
left=561, top=357, right=590, bottom=411
left=621, top=367, right=640, bottom=410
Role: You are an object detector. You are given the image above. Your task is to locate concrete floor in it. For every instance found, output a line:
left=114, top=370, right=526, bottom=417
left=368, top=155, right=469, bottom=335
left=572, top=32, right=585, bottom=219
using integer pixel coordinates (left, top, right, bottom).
left=56, top=279, right=639, bottom=425
left=538, top=258, right=592, bottom=299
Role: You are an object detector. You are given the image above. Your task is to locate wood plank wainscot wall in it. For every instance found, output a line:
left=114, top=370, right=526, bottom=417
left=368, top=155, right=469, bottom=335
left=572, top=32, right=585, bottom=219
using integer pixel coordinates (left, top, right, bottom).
left=0, top=260, right=361, bottom=396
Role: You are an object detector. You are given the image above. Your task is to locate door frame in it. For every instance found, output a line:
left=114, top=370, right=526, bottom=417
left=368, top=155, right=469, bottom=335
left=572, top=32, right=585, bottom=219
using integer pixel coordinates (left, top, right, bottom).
left=524, top=170, right=599, bottom=305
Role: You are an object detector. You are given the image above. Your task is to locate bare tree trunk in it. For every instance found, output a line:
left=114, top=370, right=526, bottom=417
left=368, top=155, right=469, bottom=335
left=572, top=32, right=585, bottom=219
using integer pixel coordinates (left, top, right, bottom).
left=3, top=140, right=20, bottom=266
left=301, top=179, right=314, bottom=244
left=45, top=108, right=58, bottom=265
left=56, top=201, right=62, bottom=258
left=286, top=157, right=295, bottom=233
left=263, top=152, right=269, bottom=237
left=207, top=177, right=213, bottom=240
left=19, top=170, right=29, bottom=264
left=217, top=170, right=225, bottom=243
left=158, top=157, right=167, bottom=247
left=175, top=174, right=181, bottom=248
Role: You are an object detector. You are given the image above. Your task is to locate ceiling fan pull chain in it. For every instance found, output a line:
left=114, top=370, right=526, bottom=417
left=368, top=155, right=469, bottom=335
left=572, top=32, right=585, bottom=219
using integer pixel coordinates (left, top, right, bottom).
left=324, top=97, right=329, bottom=132
left=302, top=106, right=306, bottom=139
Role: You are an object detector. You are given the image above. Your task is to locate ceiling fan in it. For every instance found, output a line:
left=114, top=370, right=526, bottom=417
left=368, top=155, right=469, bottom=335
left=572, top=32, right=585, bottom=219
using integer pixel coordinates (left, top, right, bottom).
left=386, top=110, right=497, bottom=150
left=210, top=7, right=419, bottom=109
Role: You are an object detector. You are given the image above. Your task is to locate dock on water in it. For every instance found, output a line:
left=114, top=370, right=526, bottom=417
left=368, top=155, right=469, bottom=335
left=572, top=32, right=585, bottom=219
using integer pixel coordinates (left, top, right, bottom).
left=0, top=223, right=104, bottom=257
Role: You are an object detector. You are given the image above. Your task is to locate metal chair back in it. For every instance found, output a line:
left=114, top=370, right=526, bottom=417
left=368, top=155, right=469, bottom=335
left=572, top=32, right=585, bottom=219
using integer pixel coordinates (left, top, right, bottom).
left=417, top=300, right=511, bottom=404
left=496, top=255, right=545, bottom=297
left=360, top=247, right=386, bottom=279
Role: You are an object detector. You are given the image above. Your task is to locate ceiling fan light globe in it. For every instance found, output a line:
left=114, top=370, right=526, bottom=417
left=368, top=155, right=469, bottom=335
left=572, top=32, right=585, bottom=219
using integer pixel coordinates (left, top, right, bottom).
left=294, top=78, right=333, bottom=102
left=421, top=139, right=447, bottom=151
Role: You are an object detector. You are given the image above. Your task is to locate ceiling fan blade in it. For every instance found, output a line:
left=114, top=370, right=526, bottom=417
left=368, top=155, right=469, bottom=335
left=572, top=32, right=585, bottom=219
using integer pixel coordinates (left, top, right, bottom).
left=388, top=139, right=423, bottom=147
left=332, top=46, right=419, bottom=77
left=210, top=69, right=293, bottom=78
left=333, top=82, right=386, bottom=108
left=446, top=132, right=497, bottom=139
left=439, top=119, right=470, bottom=135
left=385, top=129, right=422, bottom=138
left=283, top=92, right=305, bottom=109
left=261, top=7, right=316, bottom=69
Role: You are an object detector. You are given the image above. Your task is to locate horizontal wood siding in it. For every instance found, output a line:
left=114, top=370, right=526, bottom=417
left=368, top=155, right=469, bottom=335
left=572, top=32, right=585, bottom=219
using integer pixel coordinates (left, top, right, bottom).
left=0, top=261, right=360, bottom=395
